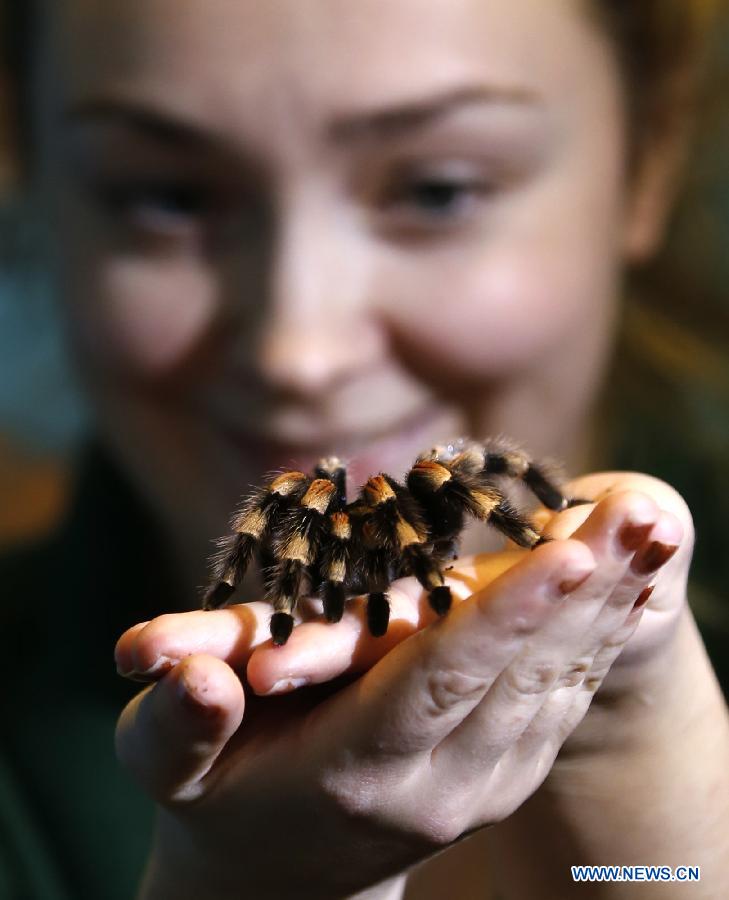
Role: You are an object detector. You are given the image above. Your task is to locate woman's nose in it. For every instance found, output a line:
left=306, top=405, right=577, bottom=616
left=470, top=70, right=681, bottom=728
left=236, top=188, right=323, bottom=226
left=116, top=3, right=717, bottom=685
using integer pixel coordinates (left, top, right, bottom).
left=252, top=199, right=386, bottom=399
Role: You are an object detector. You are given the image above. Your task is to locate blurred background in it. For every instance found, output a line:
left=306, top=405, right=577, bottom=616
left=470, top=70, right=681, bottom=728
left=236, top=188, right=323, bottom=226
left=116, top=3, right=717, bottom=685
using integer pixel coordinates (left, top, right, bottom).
left=0, top=9, right=728, bottom=614
left=0, top=44, right=85, bottom=548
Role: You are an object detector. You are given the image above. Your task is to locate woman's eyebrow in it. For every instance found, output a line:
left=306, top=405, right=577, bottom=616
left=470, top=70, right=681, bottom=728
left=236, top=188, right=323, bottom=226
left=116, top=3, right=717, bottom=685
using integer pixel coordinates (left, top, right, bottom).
left=63, top=99, right=219, bottom=151
left=328, top=84, right=542, bottom=142
left=62, top=83, right=541, bottom=151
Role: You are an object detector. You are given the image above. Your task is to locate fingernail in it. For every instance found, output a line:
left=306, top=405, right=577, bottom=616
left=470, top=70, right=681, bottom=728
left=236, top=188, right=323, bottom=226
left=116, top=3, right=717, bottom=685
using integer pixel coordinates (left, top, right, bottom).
left=116, top=660, right=169, bottom=682
left=177, top=676, right=222, bottom=718
left=115, top=662, right=136, bottom=679
left=557, top=569, right=593, bottom=595
left=631, top=542, right=679, bottom=575
left=618, top=521, right=653, bottom=552
left=566, top=497, right=592, bottom=508
left=266, top=677, right=310, bottom=696
left=117, top=668, right=157, bottom=683
left=123, top=655, right=176, bottom=681
left=633, top=586, right=654, bottom=610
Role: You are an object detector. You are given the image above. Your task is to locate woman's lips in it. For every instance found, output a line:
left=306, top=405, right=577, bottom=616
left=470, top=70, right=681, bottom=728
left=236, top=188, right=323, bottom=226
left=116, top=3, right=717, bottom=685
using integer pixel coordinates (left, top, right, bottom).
left=218, top=404, right=461, bottom=483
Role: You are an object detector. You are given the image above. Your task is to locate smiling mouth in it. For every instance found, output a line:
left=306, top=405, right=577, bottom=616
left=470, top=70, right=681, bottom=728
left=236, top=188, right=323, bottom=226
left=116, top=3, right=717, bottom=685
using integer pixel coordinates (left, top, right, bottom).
left=218, top=404, right=458, bottom=479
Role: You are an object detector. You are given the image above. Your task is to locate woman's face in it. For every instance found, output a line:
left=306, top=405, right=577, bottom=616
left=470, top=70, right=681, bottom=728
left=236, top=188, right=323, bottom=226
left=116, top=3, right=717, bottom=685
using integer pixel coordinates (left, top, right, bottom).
left=41, top=0, right=639, bottom=576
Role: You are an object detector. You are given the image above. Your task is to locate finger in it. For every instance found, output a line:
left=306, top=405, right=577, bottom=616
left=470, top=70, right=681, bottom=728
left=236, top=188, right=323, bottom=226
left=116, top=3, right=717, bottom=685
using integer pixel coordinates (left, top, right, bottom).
left=246, top=551, right=525, bottom=695
left=584, top=598, right=651, bottom=690
left=115, top=654, right=245, bottom=803
left=431, top=491, right=663, bottom=775
left=114, top=621, right=150, bottom=679
left=467, top=601, right=652, bottom=817
left=517, top=600, right=649, bottom=759
left=114, top=555, right=519, bottom=691
left=577, top=507, right=684, bottom=653
left=325, top=539, right=595, bottom=759
left=114, top=604, right=273, bottom=682
left=538, top=478, right=688, bottom=638
left=507, top=506, right=683, bottom=762
left=541, top=471, right=694, bottom=550
left=554, top=489, right=661, bottom=589
left=246, top=589, right=423, bottom=696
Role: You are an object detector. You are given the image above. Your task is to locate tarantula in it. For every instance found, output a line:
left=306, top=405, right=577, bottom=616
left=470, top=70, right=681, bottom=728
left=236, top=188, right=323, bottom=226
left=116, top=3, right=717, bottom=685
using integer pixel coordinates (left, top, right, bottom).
left=202, top=438, right=579, bottom=646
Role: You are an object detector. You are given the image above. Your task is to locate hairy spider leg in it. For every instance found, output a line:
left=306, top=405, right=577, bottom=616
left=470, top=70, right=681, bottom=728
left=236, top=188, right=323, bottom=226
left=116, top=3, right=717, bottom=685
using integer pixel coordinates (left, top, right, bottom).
left=479, top=439, right=569, bottom=511
left=406, top=460, right=475, bottom=614
left=269, top=478, right=338, bottom=645
left=357, top=522, right=393, bottom=637
left=382, top=475, right=452, bottom=615
left=450, top=443, right=590, bottom=520
left=452, top=457, right=543, bottom=547
left=319, top=511, right=352, bottom=623
left=402, top=542, right=451, bottom=614
left=203, top=471, right=310, bottom=609
left=408, top=458, right=542, bottom=598
left=358, top=475, right=440, bottom=632
left=366, top=589, right=390, bottom=637
left=357, top=477, right=404, bottom=636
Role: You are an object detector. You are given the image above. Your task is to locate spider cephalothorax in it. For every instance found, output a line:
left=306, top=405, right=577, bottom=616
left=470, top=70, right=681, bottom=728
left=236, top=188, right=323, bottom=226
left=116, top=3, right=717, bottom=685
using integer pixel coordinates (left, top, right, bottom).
left=203, top=439, right=580, bottom=645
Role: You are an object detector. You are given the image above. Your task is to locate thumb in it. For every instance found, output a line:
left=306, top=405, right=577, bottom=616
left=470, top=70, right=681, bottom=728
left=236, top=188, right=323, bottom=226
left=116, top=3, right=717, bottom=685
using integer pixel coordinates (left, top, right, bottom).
left=115, top=653, right=245, bottom=803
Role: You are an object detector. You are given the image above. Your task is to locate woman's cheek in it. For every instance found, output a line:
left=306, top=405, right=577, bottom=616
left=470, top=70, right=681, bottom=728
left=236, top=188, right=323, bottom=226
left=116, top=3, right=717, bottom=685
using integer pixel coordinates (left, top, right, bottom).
left=377, top=241, right=615, bottom=388
left=66, top=257, right=221, bottom=381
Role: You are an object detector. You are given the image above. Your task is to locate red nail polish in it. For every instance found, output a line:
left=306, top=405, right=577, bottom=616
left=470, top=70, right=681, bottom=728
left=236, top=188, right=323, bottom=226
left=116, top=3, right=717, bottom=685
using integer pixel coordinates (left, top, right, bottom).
left=631, top=542, right=679, bottom=575
left=618, top=521, right=653, bottom=552
left=633, top=585, right=654, bottom=610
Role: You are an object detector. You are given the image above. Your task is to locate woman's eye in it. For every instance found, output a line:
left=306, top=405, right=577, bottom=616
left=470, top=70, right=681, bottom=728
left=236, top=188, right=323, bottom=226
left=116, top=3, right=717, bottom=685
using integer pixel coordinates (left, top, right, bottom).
left=376, top=168, right=495, bottom=231
left=94, top=181, right=211, bottom=233
left=400, top=179, right=479, bottom=214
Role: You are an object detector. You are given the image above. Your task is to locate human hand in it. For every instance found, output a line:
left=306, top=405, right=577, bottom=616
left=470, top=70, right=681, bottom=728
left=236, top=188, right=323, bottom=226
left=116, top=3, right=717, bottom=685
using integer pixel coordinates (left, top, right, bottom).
left=539, top=471, right=691, bottom=652
left=115, top=477, right=683, bottom=898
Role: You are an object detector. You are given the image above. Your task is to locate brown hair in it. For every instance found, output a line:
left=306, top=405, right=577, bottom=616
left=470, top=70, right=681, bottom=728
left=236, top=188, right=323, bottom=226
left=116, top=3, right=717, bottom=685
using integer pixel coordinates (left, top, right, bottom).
left=590, top=0, right=725, bottom=161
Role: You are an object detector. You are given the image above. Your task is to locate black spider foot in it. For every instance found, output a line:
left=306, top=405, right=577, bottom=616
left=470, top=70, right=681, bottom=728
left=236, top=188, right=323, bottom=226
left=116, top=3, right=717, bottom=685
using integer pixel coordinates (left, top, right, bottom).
left=523, top=467, right=568, bottom=511
left=203, top=581, right=235, bottom=610
left=322, top=582, right=346, bottom=623
left=270, top=611, right=295, bottom=646
left=533, top=534, right=553, bottom=548
left=428, top=585, right=452, bottom=616
left=366, top=592, right=390, bottom=637
left=566, top=497, right=592, bottom=508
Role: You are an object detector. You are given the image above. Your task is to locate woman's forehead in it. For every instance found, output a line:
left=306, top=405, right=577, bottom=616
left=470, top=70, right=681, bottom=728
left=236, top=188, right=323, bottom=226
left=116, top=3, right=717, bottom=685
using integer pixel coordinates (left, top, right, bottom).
left=49, top=0, right=610, bottom=118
